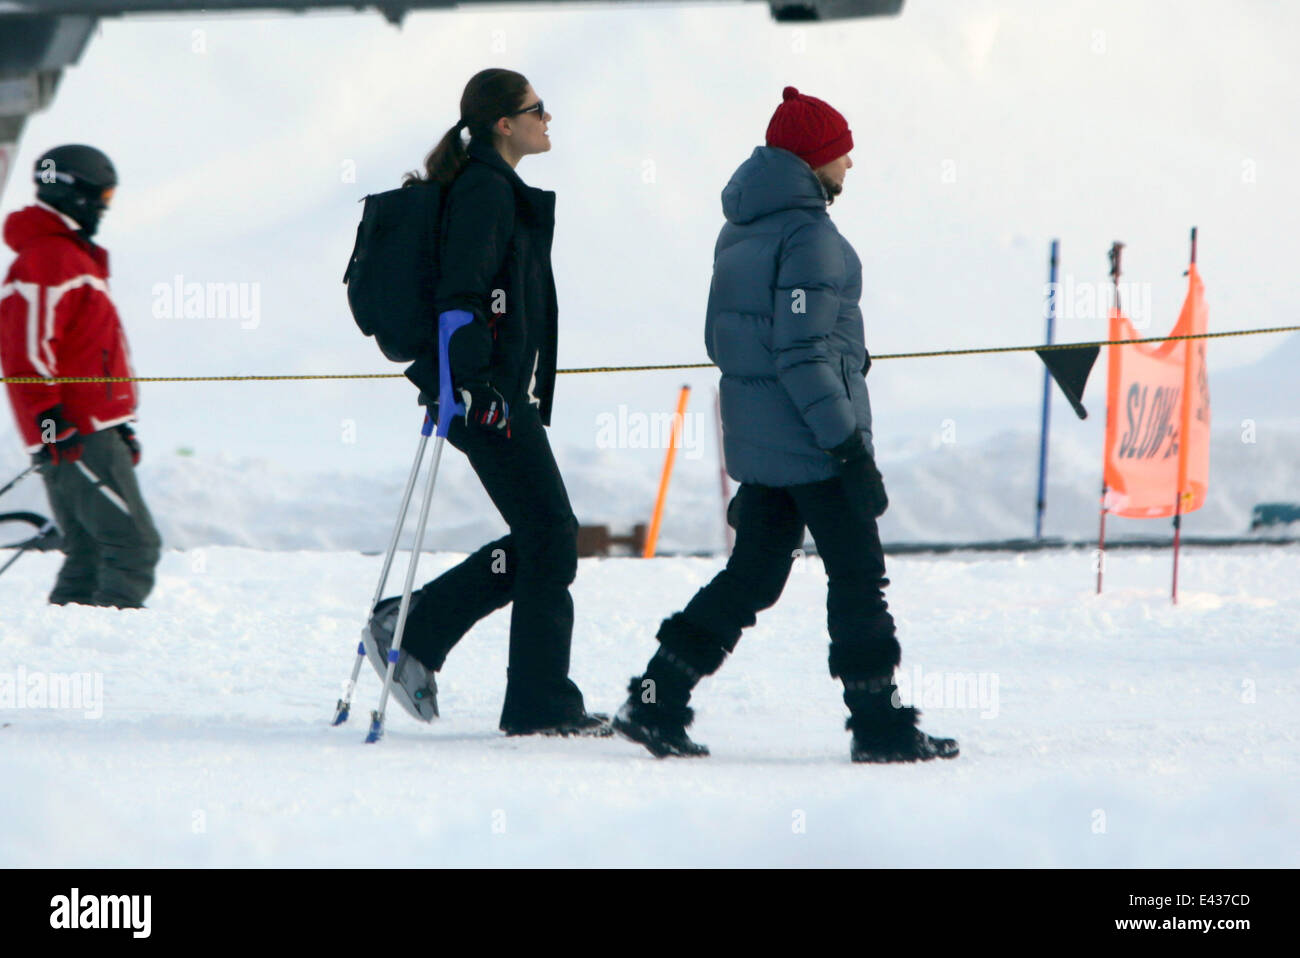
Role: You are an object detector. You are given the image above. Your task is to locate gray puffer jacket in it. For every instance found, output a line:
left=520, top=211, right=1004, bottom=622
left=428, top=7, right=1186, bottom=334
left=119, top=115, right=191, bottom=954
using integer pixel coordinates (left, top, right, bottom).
left=706, top=145, right=873, bottom=487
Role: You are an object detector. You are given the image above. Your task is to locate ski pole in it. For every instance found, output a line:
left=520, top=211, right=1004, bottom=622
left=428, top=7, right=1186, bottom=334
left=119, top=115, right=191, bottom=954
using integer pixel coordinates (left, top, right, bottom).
left=0, top=544, right=27, bottom=577
left=331, top=411, right=432, bottom=727
left=366, top=429, right=446, bottom=744
left=0, top=514, right=57, bottom=579
left=1, top=535, right=40, bottom=577
left=0, top=463, right=39, bottom=501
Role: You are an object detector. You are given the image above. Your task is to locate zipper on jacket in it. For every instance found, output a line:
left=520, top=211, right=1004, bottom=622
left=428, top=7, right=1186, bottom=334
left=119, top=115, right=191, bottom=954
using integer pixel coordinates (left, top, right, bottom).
left=103, top=349, right=112, bottom=398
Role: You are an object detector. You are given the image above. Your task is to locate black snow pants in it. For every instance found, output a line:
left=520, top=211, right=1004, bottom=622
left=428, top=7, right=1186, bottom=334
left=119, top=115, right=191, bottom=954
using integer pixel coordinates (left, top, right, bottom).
left=400, top=402, right=587, bottom=728
left=37, top=427, right=162, bottom=609
left=648, top=477, right=902, bottom=696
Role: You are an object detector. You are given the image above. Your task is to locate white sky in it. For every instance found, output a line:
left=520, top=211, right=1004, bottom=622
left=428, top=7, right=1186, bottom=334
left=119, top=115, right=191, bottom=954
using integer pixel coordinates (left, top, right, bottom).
left=2, top=0, right=1297, bottom=474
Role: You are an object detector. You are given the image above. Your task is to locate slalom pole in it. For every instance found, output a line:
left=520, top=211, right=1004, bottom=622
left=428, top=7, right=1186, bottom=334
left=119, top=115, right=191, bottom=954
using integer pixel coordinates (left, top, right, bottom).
left=1170, top=227, right=1198, bottom=605
left=1096, top=481, right=1108, bottom=595
left=714, top=388, right=733, bottom=555
left=1034, top=239, right=1060, bottom=539
left=367, top=428, right=445, bottom=744
left=0, top=463, right=38, bottom=501
left=644, top=385, right=691, bottom=558
left=332, top=412, right=431, bottom=726
left=1097, top=241, right=1124, bottom=594
left=1171, top=494, right=1183, bottom=604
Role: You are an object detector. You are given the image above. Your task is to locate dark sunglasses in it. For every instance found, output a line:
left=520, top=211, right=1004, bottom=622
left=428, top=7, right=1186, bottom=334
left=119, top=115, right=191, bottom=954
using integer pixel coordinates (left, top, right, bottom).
left=510, top=100, right=544, bottom=119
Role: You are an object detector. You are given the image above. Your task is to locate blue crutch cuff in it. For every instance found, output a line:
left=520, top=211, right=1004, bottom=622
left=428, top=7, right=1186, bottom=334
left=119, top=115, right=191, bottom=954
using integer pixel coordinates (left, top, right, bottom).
left=436, top=310, right=473, bottom=437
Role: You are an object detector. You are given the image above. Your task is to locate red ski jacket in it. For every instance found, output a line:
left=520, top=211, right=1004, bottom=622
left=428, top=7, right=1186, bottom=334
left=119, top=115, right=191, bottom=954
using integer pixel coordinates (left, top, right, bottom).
left=0, top=203, right=138, bottom=452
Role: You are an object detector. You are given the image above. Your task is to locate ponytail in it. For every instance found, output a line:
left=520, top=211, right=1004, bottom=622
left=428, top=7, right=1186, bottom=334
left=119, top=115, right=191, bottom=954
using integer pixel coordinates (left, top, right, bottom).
left=404, top=121, right=468, bottom=187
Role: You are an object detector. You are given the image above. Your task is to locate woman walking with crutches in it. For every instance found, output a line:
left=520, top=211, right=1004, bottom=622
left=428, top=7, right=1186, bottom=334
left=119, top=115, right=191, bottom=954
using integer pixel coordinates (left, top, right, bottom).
left=364, top=68, right=609, bottom=738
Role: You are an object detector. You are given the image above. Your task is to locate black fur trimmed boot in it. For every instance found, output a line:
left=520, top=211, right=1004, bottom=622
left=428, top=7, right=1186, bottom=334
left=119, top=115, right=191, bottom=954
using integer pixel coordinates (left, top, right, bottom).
left=614, top=618, right=729, bottom=758
left=844, top=676, right=959, bottom=764
left=613, top=677, right=709, bottom=758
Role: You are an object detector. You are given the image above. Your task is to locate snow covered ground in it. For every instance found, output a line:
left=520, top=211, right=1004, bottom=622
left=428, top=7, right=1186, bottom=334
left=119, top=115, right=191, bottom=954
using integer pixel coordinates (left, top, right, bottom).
left=2, top=543, right=1296, bottom=867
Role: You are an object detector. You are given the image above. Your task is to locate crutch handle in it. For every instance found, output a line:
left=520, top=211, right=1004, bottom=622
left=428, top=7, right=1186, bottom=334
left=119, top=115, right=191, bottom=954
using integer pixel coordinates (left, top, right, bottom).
left=436, top=310, right=472, bottom=438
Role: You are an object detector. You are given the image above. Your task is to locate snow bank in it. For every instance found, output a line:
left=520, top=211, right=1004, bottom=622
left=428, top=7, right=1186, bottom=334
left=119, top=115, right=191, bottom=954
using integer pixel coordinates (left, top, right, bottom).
left=4, top=425, right=1298, bottom=555
left=2, top=545, right=1296, bottom=866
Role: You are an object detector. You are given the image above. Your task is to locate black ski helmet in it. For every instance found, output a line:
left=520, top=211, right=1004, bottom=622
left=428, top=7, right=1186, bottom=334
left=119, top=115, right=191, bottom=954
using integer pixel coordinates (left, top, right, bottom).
left=33, top=144, right=117, bottom=237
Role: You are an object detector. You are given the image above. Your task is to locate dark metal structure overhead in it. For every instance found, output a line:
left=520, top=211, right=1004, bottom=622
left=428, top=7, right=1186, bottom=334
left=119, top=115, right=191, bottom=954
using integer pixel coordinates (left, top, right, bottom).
left=0, top=0, right=903, bottom=194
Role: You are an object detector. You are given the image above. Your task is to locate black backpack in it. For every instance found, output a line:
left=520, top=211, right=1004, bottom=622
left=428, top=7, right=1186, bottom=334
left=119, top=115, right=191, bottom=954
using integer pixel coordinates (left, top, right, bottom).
left=343, top=180, right=445, bottom=363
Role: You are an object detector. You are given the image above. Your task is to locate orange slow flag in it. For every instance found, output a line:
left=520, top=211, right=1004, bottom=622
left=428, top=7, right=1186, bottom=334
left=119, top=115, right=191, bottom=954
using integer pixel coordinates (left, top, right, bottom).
left=1103, top=264, right=1210, bottom=518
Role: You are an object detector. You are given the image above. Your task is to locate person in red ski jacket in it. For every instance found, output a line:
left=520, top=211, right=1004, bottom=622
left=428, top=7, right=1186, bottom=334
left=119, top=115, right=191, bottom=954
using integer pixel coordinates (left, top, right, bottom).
left=0, top=144, right=160, bottom=608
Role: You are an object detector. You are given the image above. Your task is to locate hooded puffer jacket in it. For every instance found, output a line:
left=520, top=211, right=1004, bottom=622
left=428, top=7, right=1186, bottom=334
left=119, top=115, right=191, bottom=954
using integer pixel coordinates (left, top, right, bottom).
left=706, top=145, right=874, bottom=487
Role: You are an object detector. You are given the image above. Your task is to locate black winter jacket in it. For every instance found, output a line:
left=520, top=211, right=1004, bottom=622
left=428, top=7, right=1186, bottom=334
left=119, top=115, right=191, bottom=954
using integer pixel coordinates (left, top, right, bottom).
left=409, top=138, right=559, bottom=426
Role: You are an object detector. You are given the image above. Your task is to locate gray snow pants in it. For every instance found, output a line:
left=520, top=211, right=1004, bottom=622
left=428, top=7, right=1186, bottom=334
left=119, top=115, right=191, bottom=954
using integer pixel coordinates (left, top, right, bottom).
left=36, top=428, right=162, bottom=609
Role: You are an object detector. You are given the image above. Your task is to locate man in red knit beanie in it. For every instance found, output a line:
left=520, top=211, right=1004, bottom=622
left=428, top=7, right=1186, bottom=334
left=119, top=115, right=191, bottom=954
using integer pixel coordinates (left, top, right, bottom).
left=613, top=88, right=958, bottom=764
left=765, top=85, right=855, bottom=204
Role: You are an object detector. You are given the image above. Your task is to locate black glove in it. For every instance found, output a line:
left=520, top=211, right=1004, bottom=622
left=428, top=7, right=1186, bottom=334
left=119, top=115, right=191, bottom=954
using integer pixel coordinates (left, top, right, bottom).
left=830, top=432, right=888, bottom=521
left=117, top=424, right=141, bottom=465
left=459, top=382, right=510, bottom=432
left=35, top=405, right=83, bottom=464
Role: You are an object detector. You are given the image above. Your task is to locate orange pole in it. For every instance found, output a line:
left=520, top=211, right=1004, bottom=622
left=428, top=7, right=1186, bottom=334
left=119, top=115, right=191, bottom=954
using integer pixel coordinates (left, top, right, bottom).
left=644, top=385, right=691, bottom=558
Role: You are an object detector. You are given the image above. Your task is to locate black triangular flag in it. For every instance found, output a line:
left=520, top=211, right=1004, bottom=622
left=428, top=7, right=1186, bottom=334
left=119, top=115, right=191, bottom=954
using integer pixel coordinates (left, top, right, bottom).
left=1036, top=344, right=1100, bottom=419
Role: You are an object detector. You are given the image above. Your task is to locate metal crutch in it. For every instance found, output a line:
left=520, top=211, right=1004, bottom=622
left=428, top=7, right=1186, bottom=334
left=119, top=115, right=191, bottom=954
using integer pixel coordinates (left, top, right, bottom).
left=331, top=413, right=431, bottom=726
left=361, top=311, right=473, bottom=738
left=363, top=311, right=471, bottom=743
left=365, top=415, right=448, bottom=744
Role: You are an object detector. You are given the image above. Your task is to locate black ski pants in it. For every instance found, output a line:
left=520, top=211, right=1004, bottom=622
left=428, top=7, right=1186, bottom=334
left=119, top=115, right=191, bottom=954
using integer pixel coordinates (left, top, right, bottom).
left=37, top=428, right=162, bottom=609
left=401, top=402, right=586, bottom=725
left=653, top=477, right=902, bottom=687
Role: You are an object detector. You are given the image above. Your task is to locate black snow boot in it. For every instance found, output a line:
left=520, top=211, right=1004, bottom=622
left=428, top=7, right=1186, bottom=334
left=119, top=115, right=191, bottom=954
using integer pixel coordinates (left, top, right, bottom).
left=499, top=675, right=612, bottom=737
left=613, top=676, right=709, bottom=758
left=501, top=712, right=613, bottom=737
left=844, top=676, right=958, bottom=764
